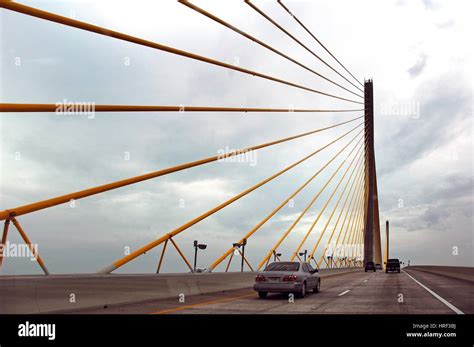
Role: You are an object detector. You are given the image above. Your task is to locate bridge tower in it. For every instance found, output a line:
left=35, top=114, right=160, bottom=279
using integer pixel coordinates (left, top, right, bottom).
left=363, top=79, right=382, bottom=266
left=384, top=220, right=389, bottom=268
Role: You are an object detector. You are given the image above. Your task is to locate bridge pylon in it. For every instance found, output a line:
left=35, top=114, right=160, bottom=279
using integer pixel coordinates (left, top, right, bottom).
left=384, top=220, right=389, bottom=270
left=363, top=79, right=382, bottom=267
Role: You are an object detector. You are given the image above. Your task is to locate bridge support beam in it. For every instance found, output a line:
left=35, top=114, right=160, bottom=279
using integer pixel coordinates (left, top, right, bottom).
left=0, top=219, right=11, bottom=267
left=363, top=79, right=382, bottom=267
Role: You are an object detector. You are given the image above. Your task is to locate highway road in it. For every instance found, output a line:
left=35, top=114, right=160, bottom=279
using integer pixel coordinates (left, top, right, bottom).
left=71, top=267, right=472, bottom=314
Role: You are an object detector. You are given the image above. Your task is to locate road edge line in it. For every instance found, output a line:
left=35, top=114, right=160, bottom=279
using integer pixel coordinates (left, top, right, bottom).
left=402, top=270, right=464, bottom=315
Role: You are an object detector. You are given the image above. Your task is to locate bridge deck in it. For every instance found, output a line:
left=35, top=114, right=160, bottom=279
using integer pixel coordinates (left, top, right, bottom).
left=68, top=268, right=472, bottom=314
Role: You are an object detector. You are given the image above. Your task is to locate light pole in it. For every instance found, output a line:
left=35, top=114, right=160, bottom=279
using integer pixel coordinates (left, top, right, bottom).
left=241, top=239, right=247, bottom=272
left=232, top=242, right=241, bottom=272
left=299, top=250, right=307, bottom=262
left=273, top=251, right=281, bottom=261
left=193, top=240, right=207, bottom=273
left=273, top=250, right=282, bottom=262
left=327, top=255, right=333, bottom=268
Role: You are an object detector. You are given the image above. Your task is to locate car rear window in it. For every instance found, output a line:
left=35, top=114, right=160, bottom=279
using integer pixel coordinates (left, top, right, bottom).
left=264, top=262, right=299, bottom=272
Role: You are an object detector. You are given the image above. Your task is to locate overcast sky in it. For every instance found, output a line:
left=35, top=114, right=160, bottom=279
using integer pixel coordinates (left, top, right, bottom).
left=0, top=0, right=472, bottom=275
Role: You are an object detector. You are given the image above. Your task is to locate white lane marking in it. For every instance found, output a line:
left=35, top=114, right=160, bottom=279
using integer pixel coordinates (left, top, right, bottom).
left=363, top=279, right=368, bottom=283
left=402, top=270, right=464, bottom=315
left=338, top=289, right=350, bottom=296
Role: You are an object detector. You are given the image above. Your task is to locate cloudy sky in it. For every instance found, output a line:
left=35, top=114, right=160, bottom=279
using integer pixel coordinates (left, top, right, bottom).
left=0, top=0, right=472, bottom=275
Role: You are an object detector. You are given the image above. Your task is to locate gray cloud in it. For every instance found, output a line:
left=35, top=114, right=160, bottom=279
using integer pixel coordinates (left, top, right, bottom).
left=407, top=54, right=428, bottom=78
left=377, top=70, right=471, bottom=176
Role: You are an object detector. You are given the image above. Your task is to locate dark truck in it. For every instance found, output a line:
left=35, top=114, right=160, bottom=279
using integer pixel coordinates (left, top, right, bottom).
left=385, top=258, right=401, bottom=273
left=364, top=261, right=376, bottom=272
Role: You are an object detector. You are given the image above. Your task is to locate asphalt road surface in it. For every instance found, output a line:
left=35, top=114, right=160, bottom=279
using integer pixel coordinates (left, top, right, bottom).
left=71, top=268, right=471, bottom=314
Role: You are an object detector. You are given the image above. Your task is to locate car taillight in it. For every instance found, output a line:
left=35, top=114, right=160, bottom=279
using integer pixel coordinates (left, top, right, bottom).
left=282, top=274, right=297, bottom=282
left=255, top=274, right=266, bottom=282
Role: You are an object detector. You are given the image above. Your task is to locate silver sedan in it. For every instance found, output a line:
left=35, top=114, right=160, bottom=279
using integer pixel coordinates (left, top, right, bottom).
left=253, top=261, right=321, bottom=298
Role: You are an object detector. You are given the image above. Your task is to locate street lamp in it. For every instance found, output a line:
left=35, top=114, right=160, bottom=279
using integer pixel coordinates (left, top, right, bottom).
left=193, top=240, right=207, bottom=273
left=327, top=255, right=333, bottom=268
left=240, top=239, right=247, bottom=272
left=273, top=250, right=282, bottom=262
left=232, top=242, right=244, bottom=272
left=299, top=250, right=307, bottom=262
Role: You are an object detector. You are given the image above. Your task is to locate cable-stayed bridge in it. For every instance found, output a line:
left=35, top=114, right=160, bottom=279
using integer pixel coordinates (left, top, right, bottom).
left=0, top=1, right=471, bottom=315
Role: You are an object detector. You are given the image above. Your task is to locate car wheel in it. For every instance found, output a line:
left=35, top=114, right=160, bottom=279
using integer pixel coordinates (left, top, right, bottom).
left=365, top=269, right=367, bottom=272
left=313, top=279, right=321, bottom=293
left=374, top=269, right=376, bottom=272
left=258, top=291, right=267, bottom=298
left=298, top=282, right=306, bottom=298
left=398, top=270, right=400, bottom=273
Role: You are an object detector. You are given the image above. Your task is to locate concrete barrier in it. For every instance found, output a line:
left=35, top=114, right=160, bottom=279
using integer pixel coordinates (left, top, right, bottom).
left=0, top=272, right=256, bottom=314
left=405, top=266, right=474, bottom=283
left=319, top=267, right=361, bottom=276
left=0, top=267, right=362, bottom=314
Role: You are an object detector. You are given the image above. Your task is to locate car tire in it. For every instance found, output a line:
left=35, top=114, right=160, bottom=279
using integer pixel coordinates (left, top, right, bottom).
left=258, top=291, right=267, bottom=299
left=374, top=269, right=376, bottom=272
left=298, top=282, right=306, bottom=298
left=397, top=269, right=400, bottom=273
left=313, top=279, right=321, bottom=293
left=365, top=269, right=367, bottom=272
